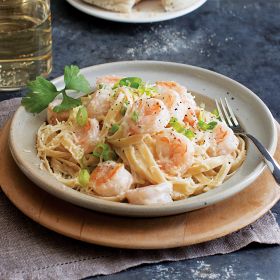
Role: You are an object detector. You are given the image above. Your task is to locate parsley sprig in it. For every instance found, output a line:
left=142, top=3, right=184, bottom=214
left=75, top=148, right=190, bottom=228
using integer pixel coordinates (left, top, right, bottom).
left=21, top=65, right=91, bottom=113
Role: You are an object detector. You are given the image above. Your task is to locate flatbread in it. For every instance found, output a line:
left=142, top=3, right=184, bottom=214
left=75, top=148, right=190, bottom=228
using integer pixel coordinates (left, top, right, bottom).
left=82, top=0, right=142, bottom=13
left=161, top=0, right=190, bottom=11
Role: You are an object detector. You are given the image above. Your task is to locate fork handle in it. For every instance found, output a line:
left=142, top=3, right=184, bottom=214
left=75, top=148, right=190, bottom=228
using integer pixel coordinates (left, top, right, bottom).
left=244, top=133, right=280, bottom=185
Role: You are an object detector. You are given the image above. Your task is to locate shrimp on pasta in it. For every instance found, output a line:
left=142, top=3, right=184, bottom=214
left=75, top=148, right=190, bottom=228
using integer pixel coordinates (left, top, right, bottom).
left=124, top=97, right=170, bottom=135
left=154, top=129, right=194, bottom=176
left=36, top=75, right=246, bottom=205
left=89, top=161, right=133, bottom=197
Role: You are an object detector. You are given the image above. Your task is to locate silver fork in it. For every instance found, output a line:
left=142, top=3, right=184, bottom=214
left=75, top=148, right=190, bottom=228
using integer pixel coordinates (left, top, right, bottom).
left=215, top=98, right=280, bottom=184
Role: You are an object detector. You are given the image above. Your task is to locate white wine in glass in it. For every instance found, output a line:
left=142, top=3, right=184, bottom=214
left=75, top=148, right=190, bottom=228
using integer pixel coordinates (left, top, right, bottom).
left=0, top=0, right=52, bottom=90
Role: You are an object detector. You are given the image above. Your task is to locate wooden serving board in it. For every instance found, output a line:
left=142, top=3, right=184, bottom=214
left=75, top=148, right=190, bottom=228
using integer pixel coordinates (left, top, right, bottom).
left=0, top=120, right=279, bottom=249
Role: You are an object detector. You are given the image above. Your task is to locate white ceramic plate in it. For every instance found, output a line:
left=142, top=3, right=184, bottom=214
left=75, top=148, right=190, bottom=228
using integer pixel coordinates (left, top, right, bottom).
left=65, top=0, right=207, bottom=23
left=9, top=61, right=277, bottom=217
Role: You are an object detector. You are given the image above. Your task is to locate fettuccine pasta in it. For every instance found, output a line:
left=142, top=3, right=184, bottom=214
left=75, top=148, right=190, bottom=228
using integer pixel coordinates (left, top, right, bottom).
left=37, top=76, right=246, bottom=205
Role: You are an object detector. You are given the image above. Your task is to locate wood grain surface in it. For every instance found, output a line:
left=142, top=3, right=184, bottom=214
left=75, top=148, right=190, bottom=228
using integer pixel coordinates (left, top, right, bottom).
left=0, top=120, right=279, bottom=249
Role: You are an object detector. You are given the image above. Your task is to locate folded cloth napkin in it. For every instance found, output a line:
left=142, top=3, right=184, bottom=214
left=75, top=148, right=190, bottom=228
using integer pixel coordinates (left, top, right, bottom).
left=0, top=98, right=280, bottom=280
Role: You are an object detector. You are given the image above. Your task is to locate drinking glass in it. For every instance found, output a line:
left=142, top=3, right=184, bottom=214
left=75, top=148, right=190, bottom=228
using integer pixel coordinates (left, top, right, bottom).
left=0, top=0, right=52, bottom=90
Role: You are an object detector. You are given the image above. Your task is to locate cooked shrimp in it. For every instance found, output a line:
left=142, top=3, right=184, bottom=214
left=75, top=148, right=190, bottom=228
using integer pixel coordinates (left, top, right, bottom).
left=86, top=75, right=123, bottom=120
left=75, top=118, right=100, bottom=154
left=154, top=129, right=194, bottom=176
left=86, top=87, right=114, bottom=121
left=47, top=99, right=70, bottom=125
left=156, top=81, right=198, bottom=126
left=208, top=122, right=239, bottom=156
left=156, top=81, right=186, bottom=95
left=126, top=182, right=173, bottom=205
left=156, top=81, right=196, bottom=108
left=125, top=98, right=170, bottom=135
left=89, top=161, right=133, bottom=197
left=96, top=75, right=121, bottom=87
left=183, top=108, right=199, bottom=127
left=155, top=90, right=185, bottom=122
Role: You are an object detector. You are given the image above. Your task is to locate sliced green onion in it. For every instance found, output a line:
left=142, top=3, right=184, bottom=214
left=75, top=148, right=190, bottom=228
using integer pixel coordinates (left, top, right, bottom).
left=120, top=100, right=129, bottom=116
left=169, top=117, right=195, bottom=140
left=120, top=106, right=127, bottom=116
left=92, top=143, right=117, bottom=161
left=211, top=108, right=221, bottom=121
left=112, top=84, right=118, bottom=90
left=119, top=77, right=142, bottom=89
left=109, top=124, right=119, bottom=134
left=76, top=106, right=88, bottom=127
left=184, top=130, right=195, bottom=140
left=114, top=78, right=155, bottom=96
left=212, top=108, right=219, bottom=117
left=138, top=85, right=157, bottom=97
left=131, top=111, right=139, bottom=122
left=207, top=121, right=218, bottom=130
left=199, top=109, right=205, bottom=122
left=92, top=143, right=106, bottom=158
left=198, top=120, right=217, bottom=131
left=169, top=117, right=177, bottom=125
left=198, top=120, right=208, bottom=131
left=78, top=169, right=90, bottom=188
left=169, top=117, right=184, bottom=133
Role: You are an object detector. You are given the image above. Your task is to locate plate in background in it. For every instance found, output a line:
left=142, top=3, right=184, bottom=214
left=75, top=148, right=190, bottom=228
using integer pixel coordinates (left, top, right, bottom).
left=65, top=0, right=207, bottom=23
left=9, top=61, right=278, bottom=217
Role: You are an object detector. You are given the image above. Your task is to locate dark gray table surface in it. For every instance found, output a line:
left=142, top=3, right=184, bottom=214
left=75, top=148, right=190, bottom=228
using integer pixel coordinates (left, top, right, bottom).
left=1, top=0, right=280, bottom=279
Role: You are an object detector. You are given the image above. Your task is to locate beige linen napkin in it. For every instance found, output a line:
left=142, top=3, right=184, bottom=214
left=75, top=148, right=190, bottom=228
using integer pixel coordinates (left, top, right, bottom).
left=0, top=98, right=280, bottom=280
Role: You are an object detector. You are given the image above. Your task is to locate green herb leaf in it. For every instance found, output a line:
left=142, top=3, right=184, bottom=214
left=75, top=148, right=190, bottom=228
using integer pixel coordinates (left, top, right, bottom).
left=21, top=65, right=92, bottom=114
left=92, top=143, right=117, bottom=161
left=64, top=65, right=91, bottom=93
left=53, top=92, right=82, bottom=112
left=131, top=111, right=139, bottom=122
left=78, top=169, right=90, bottom=188
left=76, top=106, right=88, bottom=126
left=169, top=117, right=195, bottom=140
left=21, top=76, right=60, bottom=113
left=119, top=77, right=143, bottom=89
left=109, top=124, right=120, bottom=134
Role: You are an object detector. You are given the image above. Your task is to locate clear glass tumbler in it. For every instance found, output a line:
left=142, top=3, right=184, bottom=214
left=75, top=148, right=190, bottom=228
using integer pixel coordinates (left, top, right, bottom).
left=0, top=0, right=52, bottom=91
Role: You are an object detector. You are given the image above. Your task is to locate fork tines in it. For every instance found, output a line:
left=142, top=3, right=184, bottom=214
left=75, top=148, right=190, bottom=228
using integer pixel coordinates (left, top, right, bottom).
left=215, top=98, right=239, bottom=127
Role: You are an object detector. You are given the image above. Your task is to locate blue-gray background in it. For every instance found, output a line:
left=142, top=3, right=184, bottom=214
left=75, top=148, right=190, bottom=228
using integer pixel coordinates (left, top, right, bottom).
left=1, top=0, right=280, bottom=279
